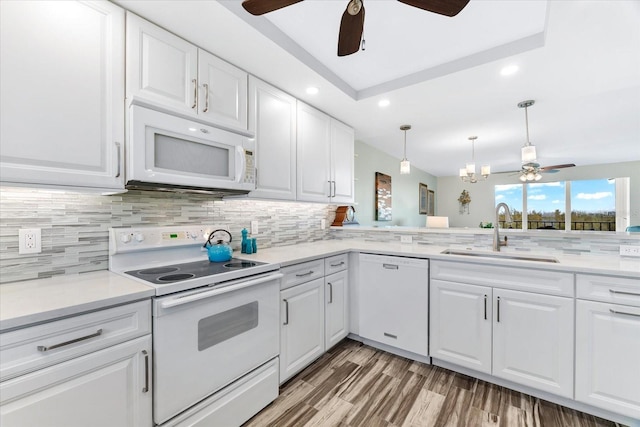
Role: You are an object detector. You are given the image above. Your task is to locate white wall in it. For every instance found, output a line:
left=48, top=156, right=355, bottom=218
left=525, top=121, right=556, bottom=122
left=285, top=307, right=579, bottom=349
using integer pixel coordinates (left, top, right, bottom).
left=436, top=161, right=640, bottom=228
left=354, top=140, right=438, bottom=227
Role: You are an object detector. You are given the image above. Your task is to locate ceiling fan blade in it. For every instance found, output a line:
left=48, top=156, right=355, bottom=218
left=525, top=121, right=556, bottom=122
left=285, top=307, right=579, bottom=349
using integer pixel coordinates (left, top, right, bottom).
left=540, top=163, right=576, bottom=172
left=338, top=1, right=365, bottom=57
left=241, top=0, right=303, bottom=16
left=397, top=0, right=470, bottom=17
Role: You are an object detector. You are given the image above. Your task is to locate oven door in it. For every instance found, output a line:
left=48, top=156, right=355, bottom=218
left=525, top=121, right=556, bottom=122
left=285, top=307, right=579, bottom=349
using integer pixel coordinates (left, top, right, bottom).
left=152, top=272, right=281, bottom=425
left=128, top=105, right=255, bottom=191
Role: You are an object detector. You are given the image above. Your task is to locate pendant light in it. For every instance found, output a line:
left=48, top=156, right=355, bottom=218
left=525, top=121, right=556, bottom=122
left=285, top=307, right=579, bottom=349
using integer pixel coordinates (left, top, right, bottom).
left=518, top=100, right=542, bottom=182
left=459, top=136, right=490, bottom=183
left=400, top=125, right=411, bottom=174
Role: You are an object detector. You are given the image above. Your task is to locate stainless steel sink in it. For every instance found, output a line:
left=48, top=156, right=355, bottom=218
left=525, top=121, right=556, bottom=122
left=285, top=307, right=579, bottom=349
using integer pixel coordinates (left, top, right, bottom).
left=441, top=249, right=559, bottom=263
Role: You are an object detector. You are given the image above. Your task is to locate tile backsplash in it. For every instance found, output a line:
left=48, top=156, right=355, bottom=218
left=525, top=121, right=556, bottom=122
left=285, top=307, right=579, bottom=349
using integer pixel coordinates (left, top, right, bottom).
left=0, top=187, right=335, bottom=284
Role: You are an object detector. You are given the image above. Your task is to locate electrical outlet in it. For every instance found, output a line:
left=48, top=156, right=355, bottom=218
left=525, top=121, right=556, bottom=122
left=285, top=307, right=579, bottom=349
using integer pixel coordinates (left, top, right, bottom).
left=400, top=235, right=412, bottom=244
left=19, top=228, right=41, bottom=254
left=321, top=219, right=326, bottom=230
left=620, top=245, right=640, bottom=257
left=251, top=220, right=259, bottom=235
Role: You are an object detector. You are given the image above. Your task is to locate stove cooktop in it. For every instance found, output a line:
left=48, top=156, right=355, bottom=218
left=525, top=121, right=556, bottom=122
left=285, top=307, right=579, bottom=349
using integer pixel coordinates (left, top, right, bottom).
left=125, top=258, right=268, bottom=285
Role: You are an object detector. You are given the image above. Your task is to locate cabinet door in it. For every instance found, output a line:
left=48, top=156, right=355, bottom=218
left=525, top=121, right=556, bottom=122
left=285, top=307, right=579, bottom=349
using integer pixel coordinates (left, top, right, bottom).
left=248, top=77, right=297, bottom=200
left=325, top=270, right=349, bottom=350
left=430, top=280, right=492, bottom=374
left=199, top=50, right=248, bottom=130
left=330, top=119, right=355, bottom=203
left=359, top=255, right=429, bottom=356
left=493, top=289, right=574, bottom=398
left=0, top=335, right=152, bottom=427
left=126, top=12, right=198, bottom=114
left=0, top=0, right=125, bottom=189
left=296, top=102, right=331, bottom=203
left=280, top=278, right=325, bottom=383
left=575, top=300, right=640, bottom=419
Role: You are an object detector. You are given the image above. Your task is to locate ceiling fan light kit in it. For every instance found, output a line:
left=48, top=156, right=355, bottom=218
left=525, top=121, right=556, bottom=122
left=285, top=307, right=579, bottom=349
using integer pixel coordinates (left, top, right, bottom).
left=241, top=0, right=471, bottom=57
left=400, top=125, right=411, bottom=175
left=459, top=136, right=489, bottom=183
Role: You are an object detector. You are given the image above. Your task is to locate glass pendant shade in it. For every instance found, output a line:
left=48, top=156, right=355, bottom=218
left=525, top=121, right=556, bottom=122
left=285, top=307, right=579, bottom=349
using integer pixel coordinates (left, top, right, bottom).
left=459, top=136, right=489, bottom=183
left=481, top=165, right=491, bottom=177
left=400, top=159, right=410, bottom=175
left=466, top=162, right=476, bottom=175
left=521, top=144, right=537, bottom=163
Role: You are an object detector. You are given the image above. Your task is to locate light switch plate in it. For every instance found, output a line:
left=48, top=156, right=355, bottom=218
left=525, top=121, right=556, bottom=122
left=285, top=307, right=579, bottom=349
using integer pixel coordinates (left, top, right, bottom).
left=250, top=221, right=259, bottom=235
left=620, top=245, right=640, bottom=257
left=400, top=235, right=412, bottom=244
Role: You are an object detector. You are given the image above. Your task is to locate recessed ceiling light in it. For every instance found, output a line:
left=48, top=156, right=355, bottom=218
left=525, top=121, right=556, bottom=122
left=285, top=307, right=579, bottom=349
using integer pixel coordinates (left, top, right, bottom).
left=378, top=99, right=390, bottom=107
left=500, top=65, right=519, bottom=76
left=306, top=87, right=319, bottom=95
left=188, top=127, right=197, bottom=132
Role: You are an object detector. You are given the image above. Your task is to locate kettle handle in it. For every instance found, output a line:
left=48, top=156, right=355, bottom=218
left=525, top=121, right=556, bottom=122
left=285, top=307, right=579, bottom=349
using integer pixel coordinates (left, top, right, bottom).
left=203, top=229, right=233, bottom=248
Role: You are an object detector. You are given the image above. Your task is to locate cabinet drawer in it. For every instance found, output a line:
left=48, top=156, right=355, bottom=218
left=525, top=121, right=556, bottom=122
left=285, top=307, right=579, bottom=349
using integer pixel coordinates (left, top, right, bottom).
left=0, top=300, right=151, bottom=381
left=325, top=253, right=348, bottom=275
left=281, top=259, right=324, bottom=290
left=431, top=260, right=574, bottom=297
left=576, top=274, right=640, bottom=307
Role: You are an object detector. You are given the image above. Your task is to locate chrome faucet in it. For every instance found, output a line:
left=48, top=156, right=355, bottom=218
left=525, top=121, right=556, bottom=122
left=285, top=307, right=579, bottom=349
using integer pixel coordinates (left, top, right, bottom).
left=493, top=203, right=513, bottom=251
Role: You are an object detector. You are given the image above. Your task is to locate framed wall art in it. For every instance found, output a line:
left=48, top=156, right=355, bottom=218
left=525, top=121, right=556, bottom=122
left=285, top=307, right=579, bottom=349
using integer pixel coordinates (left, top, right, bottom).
left=419, top=183, right=428, bottom=215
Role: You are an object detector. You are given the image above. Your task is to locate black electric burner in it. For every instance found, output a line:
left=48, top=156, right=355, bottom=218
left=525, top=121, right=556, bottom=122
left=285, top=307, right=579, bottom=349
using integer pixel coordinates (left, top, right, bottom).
left=125, top=258, right=267, bottom=285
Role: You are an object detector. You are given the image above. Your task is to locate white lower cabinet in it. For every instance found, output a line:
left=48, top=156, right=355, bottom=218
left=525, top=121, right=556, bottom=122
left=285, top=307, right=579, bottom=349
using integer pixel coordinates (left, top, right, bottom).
left=430, top=261, right=574, bottom=399
left=575, top=300, right=640, bottom=419
left=492, top=288, right=574, bottom=398
left=0, top=335, right=152, bottom=427
left=325, top=269, right=348, bottom=350
left=279, top=278, right=325, bottom=383
left=430, top=280, right=492, bottom=373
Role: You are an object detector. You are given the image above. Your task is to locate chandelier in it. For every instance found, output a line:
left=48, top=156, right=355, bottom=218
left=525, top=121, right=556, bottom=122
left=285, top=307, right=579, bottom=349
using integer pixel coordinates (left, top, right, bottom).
left=518, top=100, right=542, bottom=182
left=459, top=136, right=490, bottom=183
left=400, top=125, right=411, bottom=174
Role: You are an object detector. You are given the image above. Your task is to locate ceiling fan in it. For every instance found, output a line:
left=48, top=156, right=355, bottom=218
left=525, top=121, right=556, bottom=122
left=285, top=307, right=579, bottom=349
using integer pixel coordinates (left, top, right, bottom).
left=506, top=100, right=575, bottom=182
left=241, top=0, right=471, bottom=56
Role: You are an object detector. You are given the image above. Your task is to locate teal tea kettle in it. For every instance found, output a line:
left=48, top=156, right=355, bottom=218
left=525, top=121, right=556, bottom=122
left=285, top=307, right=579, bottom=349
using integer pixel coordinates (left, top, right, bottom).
left=203, top=229, right=233, bottom=262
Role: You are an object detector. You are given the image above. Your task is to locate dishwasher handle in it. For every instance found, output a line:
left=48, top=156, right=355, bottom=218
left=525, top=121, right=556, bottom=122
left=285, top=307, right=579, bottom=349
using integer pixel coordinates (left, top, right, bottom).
left=160, top=273, right=283, bottom=309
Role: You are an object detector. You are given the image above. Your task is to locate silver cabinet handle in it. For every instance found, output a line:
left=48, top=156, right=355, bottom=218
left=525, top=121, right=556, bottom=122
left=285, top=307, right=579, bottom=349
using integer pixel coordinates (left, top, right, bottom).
left=330, top=261, right=345, bottom=267
left=610, top=308, right=640, bottom=318
left=327, top=180, right=332, bottom=197
left=383, top=332, right=397, bottom=339
left=484, top=295, right=487, bottom=320
left=328, top=282, right=333, bottom=304
left=142, top=350, right=150, bottom=393
left=295, top=271, right=313, bottom=277
left=191, top=78, right=197, bottom=109
left=609, top=289, right=640, bottom=297
left=283, top=299, right=289, bottom=325
left=203, top=83, right=209, bottom=113
left=114, top=142, right=121, bottom=178
left=496, top=297, right=501, bottom=323
left=383, top=264, right=398, bottom=270
left=37, top=329, right=103, bottom=352
left=331, top=181, right=336, bottom=197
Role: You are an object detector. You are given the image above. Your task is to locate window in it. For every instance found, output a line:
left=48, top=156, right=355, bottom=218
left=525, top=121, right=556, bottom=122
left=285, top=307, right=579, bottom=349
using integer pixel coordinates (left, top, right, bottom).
left=494, top=178, right=626, bottom=231
left=570, top=178, right=616, bottom=231
left=495, top=184, right=523, bottom=229
left=527, top=181, right=566, bottom=230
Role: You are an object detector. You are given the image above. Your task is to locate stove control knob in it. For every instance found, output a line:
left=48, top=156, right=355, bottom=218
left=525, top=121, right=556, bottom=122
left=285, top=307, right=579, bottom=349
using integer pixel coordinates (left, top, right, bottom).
left=121, top=233, right=132, bottom=244
left=134, top=233, right=145, bottom=243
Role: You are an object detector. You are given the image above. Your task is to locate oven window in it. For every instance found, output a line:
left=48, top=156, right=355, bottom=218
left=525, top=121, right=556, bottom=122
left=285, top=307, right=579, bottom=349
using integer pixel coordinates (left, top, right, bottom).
left=154, top=133, right=230, bottom=177
left=197, top=301, right=259, bottom=351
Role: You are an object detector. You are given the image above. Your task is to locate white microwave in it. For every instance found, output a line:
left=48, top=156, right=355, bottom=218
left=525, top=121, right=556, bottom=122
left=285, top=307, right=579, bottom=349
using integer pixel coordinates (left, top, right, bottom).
left=127, top=106, right=255, bottom=194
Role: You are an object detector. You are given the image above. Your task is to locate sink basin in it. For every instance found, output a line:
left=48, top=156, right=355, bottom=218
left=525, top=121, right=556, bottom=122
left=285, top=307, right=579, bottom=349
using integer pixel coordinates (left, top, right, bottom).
left=441, top=249, right=559, bottom=263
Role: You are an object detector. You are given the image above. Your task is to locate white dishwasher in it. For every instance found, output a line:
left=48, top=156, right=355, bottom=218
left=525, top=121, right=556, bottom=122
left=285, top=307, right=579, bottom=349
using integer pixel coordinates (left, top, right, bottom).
left=358, top=254, right=430, bottom=356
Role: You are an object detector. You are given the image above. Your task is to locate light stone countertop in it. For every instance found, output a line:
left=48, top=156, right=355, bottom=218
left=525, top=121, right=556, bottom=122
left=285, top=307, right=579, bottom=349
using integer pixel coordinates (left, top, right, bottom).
left=1, top=240, right=638, bottom=332
left=0, top=271, right=154, bottom=332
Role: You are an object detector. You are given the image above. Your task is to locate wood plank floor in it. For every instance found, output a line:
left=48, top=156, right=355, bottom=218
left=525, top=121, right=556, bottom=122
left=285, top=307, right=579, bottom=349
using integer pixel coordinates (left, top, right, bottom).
left=244, top=339, right=624, bottom=427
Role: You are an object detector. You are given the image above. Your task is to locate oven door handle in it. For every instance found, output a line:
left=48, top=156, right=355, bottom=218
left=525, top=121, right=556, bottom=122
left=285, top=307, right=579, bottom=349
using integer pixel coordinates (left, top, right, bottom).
left=159, top=273, right=283, bottom=309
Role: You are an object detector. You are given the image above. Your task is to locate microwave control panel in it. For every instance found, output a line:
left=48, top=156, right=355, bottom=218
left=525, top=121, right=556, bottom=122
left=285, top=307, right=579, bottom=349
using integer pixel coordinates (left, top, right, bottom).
left=244, top=150, right=256, bottom=185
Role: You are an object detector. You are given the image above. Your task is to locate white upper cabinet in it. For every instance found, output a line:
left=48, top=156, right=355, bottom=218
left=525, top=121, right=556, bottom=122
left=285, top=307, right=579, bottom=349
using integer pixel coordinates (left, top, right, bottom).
left=248, top=77, right=297, bottom=200
left=126, top=13, right=198, bottom=115
left=0, top=0, right=125, bottom=190
left=296, top=102, right=354, bottom=203
left=126, top=13, right=247, bottom=131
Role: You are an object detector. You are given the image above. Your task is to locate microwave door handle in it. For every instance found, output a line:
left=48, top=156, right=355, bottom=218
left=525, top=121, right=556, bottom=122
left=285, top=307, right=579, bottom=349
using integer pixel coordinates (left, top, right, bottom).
left=235, top=145, right=246, bottom=183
